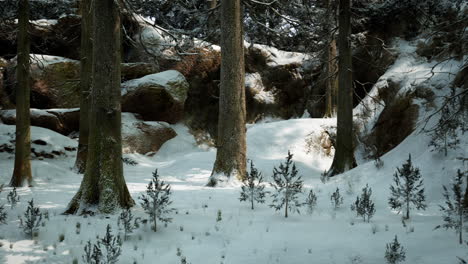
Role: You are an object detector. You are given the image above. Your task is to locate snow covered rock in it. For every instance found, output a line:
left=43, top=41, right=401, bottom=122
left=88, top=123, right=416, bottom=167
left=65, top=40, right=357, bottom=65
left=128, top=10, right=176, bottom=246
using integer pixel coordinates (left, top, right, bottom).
left=121, top=70, right=189, bottom=124
left=0, top=108, right=79, bottom=136
left=122, top=113, right=177, bottom=155
left=0, top=123, right=77, bottom=159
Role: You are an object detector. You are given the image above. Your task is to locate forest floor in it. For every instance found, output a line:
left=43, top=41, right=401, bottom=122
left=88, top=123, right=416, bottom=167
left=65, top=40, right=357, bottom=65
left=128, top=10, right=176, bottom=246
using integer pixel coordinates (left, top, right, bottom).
left=0, top=40, right=467, bottom=264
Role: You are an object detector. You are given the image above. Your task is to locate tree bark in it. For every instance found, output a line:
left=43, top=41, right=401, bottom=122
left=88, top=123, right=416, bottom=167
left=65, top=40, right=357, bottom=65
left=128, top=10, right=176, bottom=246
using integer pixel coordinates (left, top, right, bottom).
left=208, top=0, right=247, bottom=186
left=10, top=0, right=32, bottom=187
left=65, top=0, right=134, bottom=214
left=327, top=0, right=356, bottom=177
left=74, top=0, right=93, bottom=173
left=323, top=0, right=338, bottom=118
left=324, top=38, right=338, bottom=117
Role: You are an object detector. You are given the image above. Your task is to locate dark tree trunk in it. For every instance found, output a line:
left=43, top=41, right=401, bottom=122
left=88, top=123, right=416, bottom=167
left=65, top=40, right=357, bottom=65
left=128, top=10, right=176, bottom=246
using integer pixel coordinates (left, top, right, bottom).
left=323, top=0, right=338, bottom=118
left=65, top=0, right=134, bottom=214
left=10, top=0, right=32, bottom=187
left=74, top=0, right=93, bottom=173
left=208, top=0, right=247, bottom=186
left=327, top=0, right=356, bottom=177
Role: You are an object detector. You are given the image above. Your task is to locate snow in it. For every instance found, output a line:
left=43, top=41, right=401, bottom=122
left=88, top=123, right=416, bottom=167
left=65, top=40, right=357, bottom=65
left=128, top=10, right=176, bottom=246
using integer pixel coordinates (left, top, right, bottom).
left=121, top=70, right=188, bottom=101
left=0, top=38, right=467, bottom=264
left=248, top=43, right=311, bottom=67
left=245, top=73, right=276, bottom=104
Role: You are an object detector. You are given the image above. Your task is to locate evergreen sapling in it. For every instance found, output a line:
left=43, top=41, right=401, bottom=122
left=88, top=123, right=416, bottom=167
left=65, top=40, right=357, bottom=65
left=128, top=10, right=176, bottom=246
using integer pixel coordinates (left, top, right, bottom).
left=436, top=169, right=467, bottom=244
left=100, top=225, right=122, bottom=264
left=305, top=189, right=318, bottom=214
left=0, top=186, right=6, bottom=224
left=19, top=199, right=42, bottom=238
left=7, top=187, right=19, bottom=209
left=0, top=204, right=6, bottom=225
left=330, top=188, right=344, bottom=210
left=239, top=161, right=267, bottom=210
left=82, top=224, right=122, bottom=264
left=388, top=154, right=426, bottom=219
left=385, top=235, right=406, bottom=264
left=139, top=169, right=175, bottom=232
left=117, top=208, right=140, bottom=240
left=269, top=151, right=304, bottom=218
left=350, top=184, right=376, bottom=222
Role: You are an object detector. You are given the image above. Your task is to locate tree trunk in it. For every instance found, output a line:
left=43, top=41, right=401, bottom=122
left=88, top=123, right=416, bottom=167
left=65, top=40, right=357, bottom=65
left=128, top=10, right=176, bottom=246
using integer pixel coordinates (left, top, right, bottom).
left=210, top=0, right=217, bottom=9
left=323, top=0, right=338, bottom=118
left=208, top=0, right=246, bottom=186
left=74, top=0, right=93, bottom=173
left=327, top=0, right=356, bottom=177
left=10, top=0, right=32, bottom=187
left=324, top=38, right=338, bottom=117
left=65, top=0, right=134, bottom=214
left=285, top=197, right=289, bottom=218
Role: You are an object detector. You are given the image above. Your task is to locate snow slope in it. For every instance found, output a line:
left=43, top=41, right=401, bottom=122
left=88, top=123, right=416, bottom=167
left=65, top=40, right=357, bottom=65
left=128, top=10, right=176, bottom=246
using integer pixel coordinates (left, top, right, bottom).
left=0, top=41, right=467, bottom=264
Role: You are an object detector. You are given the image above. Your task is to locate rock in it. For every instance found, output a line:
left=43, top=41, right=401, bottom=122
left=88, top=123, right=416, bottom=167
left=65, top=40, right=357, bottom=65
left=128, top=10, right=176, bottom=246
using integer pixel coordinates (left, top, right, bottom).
left=370, top=94, right=419, bottom=156
left=0, top=108, right=79, bottom=135
left=122, top=62, right=159, bottom=81
left=5, top=55, right=81, bottom=109
left=122, top=70, right=189, bottom=124
left=454, top=66, right=468, bottom=89
left=0, top=57, right=12, bottom=109
left=122, top=113, right=177, bottom=154
left=5, top=55, right=163, bottom=109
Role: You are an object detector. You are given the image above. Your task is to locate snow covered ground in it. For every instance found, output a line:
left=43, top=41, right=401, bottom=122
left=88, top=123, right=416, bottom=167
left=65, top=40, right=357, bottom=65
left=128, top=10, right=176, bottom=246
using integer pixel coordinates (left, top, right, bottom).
left=0, top=41, right=467, bottom=264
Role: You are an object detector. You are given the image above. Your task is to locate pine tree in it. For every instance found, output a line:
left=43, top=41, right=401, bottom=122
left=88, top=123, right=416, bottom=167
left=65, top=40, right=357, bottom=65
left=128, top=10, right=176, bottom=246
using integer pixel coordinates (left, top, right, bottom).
left=240, top=161, right=267, bottom=210
left=100, top=225, right=122, bottom=264
left=0, top=204, right=6, bottom=225
left=82, top=224, right=121, bottom=264
left=388, top=154, right=426, bottom=219
left=385, top=235, right=406, bottom=264
left=7, top=187, right=19, bottom=209
left=351, top=184, right=376, bottom=222
left=436, top=169, right=467, bottom=244
left=330, top=188, right=344, bottom=210
left=139, top=169, right=175, bottom=232
left=305, top=189, right=318, bottom=214
left=269, top=151, right=304, bottom=218
left=19, top=199, right=42, bottom=238
left=117, top=208, right=139, bottom=240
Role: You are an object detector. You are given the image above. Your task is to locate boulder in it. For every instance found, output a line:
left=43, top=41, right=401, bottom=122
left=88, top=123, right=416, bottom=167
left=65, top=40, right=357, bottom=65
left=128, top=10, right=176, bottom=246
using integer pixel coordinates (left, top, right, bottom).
left=0, top=108, right=79, bottom=135
left=5, top=55, right=162, bottom=109
left=5, top=55, right=81, bottom=109
left=122, top=70, right=189, bottom=124
left=121, top=62, right=159, bottom=81
left=122, top=113, right=177, bottom=154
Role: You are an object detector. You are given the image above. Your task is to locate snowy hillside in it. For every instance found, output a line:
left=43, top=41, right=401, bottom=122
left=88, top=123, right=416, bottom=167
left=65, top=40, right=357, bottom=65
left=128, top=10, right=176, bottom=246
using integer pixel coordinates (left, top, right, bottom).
left=0, top=38, right=467, bottom=263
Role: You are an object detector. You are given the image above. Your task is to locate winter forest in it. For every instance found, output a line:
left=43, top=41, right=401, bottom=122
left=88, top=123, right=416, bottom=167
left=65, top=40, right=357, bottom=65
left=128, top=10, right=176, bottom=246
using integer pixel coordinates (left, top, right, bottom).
left=0, top=0, right=466, bottom=263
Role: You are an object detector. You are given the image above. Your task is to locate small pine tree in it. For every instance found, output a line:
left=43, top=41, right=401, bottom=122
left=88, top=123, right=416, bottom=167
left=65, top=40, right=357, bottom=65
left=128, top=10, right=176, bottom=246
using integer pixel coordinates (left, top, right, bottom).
left=240, top=161, right=267, bottom=210
left=100, top=225, right=122, bottom=264
left=351, top=184, right=376, bottom=222
left=83, top=240, right=102, bottom=264
left=7, top=187, right=20, bottom=209
left=0, top=204, right=7, bottom=225
left=83, top=225, right=122, bottom=264
left=436, top=169, right=467, bottom=244
left=117, top=208, right=139, bottom=240
left=330, top=188, right=343, bottom=210
left=388, top=154, right=426, bottom=219
left=385, top=235, right=406, bottom=264
left=305, top=189, right=318, bottom=214
left=428, top=100, right=462, bottom=157
left=139, top=169, right=175, bottom=232
left=269, top=151, right=304, bottom=218
left=19, top=199, right=42, bottom=238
